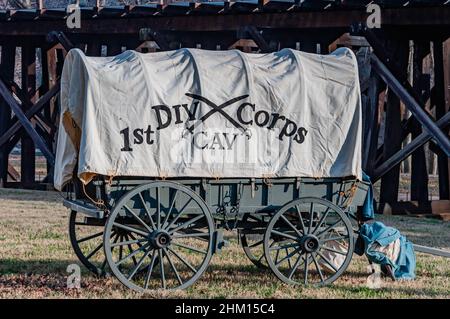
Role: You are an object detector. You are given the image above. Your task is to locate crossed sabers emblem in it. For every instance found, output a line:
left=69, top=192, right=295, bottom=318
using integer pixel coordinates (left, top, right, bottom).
left=182, top=92, right=251, bottom=138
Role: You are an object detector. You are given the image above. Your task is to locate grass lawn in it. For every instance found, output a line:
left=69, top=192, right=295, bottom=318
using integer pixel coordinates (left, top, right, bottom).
left=0, top=188, right=449, bottom=299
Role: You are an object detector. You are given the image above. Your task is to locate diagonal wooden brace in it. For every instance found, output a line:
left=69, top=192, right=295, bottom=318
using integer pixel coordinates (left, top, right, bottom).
left=237, top=26, right=272, bottom=53
left=0, top=81, right=60, bottom=149
left=0, top=78, right=55, bottom=166
left=138, top=28, right=171, bottom=51
left=371, top=54, right=450, bottom=157
left=373, top=111, right=450, bottom=182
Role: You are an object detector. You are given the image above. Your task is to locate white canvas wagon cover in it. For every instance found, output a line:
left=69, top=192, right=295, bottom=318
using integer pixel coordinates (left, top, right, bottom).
left=54, top=47, right=362, bottom=190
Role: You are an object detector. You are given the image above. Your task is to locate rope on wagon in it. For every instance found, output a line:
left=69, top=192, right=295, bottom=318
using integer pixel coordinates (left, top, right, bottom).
left=82, top=182, right=106, bottom=208
left=339, top=179, right=359, bottom=209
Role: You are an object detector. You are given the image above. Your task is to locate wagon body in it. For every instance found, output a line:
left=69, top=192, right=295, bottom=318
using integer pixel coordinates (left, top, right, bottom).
left=71, top=176, right=369, bottom=219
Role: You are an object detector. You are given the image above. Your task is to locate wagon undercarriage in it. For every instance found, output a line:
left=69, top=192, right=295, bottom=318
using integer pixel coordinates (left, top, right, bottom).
left=64, top=177, right=369, bottom=292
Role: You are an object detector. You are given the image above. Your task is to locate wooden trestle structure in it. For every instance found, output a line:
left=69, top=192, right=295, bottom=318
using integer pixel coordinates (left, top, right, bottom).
left=0, top=0, right=449, bottom=216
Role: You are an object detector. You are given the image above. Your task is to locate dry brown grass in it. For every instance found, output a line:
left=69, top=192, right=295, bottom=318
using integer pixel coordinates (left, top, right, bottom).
left=0, top=188, right=449, bottom=299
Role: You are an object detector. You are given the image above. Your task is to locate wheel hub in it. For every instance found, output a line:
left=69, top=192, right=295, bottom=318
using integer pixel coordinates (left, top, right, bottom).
left=300, top=235, right=320, bottom=253
left=149, top=230, right=172, bottom=249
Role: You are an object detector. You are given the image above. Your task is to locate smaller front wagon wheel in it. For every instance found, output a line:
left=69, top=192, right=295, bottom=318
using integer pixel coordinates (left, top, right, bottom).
left=264, top=197, right=354, bottom=286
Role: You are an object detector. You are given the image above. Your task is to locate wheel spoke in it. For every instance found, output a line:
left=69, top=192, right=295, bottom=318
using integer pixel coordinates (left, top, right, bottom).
left=118, top=235, right=124, bottom=261
left=295, top=205, right=306, bottom=234
left=280, top=214, right=304, bottom=238
left=303, top=253, right=309, bottom=285
left=271, top=229, right=298, bottom=241
left=127, top=248, right=152, bottom=280
left=269, top=242, right=299, bottom=251
left=172, top=242, right=207, bottom=255
left=172, top=232, right=209, bottom=239
left=308, top=203, right=314, bottom=234
left=85, top=242, right=103, bottom=260
left=169, top=214, right=204, bottom=234
left=311, top=253, right=325, bottom=283
left=125, top=234, right=138, bottom=266
left=111, top=238, right=148, bottom=248
left=113, top=222, right=149, bottom=237
left=162, top=190, right=178, bottom=229
left=158, top=249, right=166, bottom=289
left=164, top=197, right=193, bottom=230
left=316, top=251, right=339, bottom=273
left=312, top=208, right=330, bottom=234
left=287, top=254, right=303, bottom=280
left=275, top=247, right=301, bottom=267
left=167, top=247, right=198, bottom=273
left=285, top=248, right=292, bottom=269
left=157, top=187, right=161, bottom=229
left=77, top=231, right=103, bottom=244
left=321, top=245, right=347, bottom=255
left=116, top=243, right=150, bottom=266
left=316, top=219, right=343, bottom=238
left=144, top=251, right=157, bottom=289
left=163, top=248, right=183, bottom=286
left=321, top=235, right=349, bottom=242
left=138, top=192, right=157, bottom=230
left=124, top=204, right=153, bottom=233
left=248, top=239, right=264, bottom=248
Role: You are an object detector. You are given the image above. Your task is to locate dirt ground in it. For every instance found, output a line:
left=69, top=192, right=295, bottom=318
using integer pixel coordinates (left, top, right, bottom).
left=0, top=188, right=449, bottom=299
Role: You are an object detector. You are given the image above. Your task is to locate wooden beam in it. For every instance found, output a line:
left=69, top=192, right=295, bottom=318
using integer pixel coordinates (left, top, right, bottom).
left=7, top=163, right=19, bottom=181
left=410, top=41, right=430, bottom=203
left=0, top=7, right=449, bottom=36
left=0, top=44, right=15, bottom=187
left=20, top=45, right=36, bottom=186
left=433, top=40, right=450, bottom=199
left=379, top=41, right=409, bottom=207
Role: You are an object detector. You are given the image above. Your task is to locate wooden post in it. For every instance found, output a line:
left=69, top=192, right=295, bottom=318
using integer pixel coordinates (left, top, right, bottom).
left=20, top=45, right=37, bottom=188
left=433, top=40, right=449, bottom=200
left=379, top=40, right=409, bottom=208
left=410, top=41, right=429, bottom=203
left=0, top=44, right=16, bottom=187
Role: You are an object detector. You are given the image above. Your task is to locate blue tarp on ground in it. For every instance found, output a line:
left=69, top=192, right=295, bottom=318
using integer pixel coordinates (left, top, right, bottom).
left=357, top=221, right=416, bottom=280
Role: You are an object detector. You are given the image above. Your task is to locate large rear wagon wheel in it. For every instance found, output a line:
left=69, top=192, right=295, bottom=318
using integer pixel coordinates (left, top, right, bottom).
left=104, top=181, right=215, bottom=292
left=69, top=210, right=111, bottom=276
left=264, top=197, right=354, bottom=286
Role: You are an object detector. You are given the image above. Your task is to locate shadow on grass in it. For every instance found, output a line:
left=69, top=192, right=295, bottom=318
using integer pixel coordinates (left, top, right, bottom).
left=331, top=282, right=447, bottom=298
left=0, top=258, right=95, bottom=276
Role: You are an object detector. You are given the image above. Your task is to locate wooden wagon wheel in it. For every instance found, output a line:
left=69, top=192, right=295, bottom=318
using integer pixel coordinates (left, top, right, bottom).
left=103, top=181, right=215, bottom=292
left=263, top=197, right=354, bottom=286
left=69, top=210, right=111, bottom=276
left=239, top=213, right=269, bottom=269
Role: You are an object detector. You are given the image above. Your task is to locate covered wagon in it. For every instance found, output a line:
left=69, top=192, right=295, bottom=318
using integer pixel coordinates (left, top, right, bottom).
left=56, top=47, right=370, bottom=292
